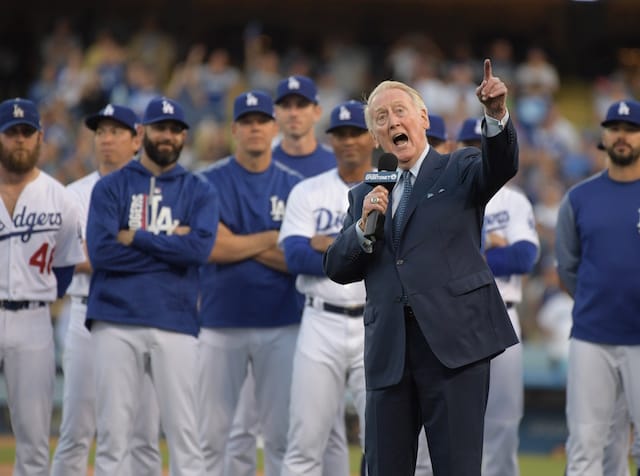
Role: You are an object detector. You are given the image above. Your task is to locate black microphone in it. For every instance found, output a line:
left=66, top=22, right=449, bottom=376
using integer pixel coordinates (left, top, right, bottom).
left=363, top=153, right=398, bottom=241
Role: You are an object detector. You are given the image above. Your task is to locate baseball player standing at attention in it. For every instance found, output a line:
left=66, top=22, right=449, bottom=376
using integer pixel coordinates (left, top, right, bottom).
left=198, top=90, right=302, bottom=476
left=51, top=104, right=161, bottom=476
left=556, top=99, right=640, bottom=476
left=86, top=97, right=218, bottom=476
left=0, top=98, right=84, bottom=476
left=227, top=75, right=347, bottom=476
left=279, top=100, right=373, bottom=476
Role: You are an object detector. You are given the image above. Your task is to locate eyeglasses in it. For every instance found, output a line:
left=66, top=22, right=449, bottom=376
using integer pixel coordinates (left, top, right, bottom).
left=2, top=125, right=38, bottom=137
left=148, top=123, right=185, bottom=134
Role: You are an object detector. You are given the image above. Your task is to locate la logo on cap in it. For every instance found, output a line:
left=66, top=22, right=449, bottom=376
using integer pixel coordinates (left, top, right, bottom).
left=13, top=104, right=24, bottom=119
left=287, top=76, right=300, bottom=91
left=474, top=119, right=482, bottom=135
left=104, top=104, right=115, bottom=116
left=162, top=100, right=174, bottom=114
left=618, top=101, right=630, bottom=116
left=339, top=105, right=351, bottom=121
left=246, top=93, right=258, bottom=106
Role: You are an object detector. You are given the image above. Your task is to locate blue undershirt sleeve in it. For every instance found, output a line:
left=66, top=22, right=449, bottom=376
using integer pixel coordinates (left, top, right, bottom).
left=53, top=265, right=75, bottom=298
left=282, top=235, right=325, bottom=276
left=485, top=240, right=538, bottom=277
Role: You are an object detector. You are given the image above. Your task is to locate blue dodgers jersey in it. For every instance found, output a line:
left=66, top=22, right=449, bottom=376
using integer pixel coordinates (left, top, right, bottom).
left=272, top=142, right=336, bottom=178
left=86, top=160, right=219, bottom=336
left=200, top=156, right=304, bottom=327
left=567, top=171, right=640, bottom=344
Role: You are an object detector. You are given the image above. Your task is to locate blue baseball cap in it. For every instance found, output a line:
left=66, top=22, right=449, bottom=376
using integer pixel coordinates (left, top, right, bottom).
left=426, top=114, right=447, bottom=141
left=233, top=90, right=275, bottom=121
left=457, top=118, right=483, bottom=142
left=0, top=98, right=41, bottom=133
left=142, top=97, right=189, bottom=129
left=601, top=99, right=640, bottom=127
left=85, top=104, right=139, bottom=133
left=275, top=75, right=318, bottom=104
left=326, top=100, right=367, bottom=133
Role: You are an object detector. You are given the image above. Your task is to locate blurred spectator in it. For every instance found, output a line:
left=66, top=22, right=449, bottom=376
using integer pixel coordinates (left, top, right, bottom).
left=201, top=47, right=244, bottom=123
left=41, top=17, right=82, bottom=72
left=127, top=16, right=177, bottom=87
left=110, top=59, right=161, bottom=118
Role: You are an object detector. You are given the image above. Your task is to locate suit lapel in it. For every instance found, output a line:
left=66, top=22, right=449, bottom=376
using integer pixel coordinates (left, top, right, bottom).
left=396, top=149, right=449, bottom=241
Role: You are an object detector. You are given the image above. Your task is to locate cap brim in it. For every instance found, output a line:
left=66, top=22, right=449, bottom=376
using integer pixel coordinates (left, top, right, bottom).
left=275, top=93, right=317, bottom=105
left=85, top=114, right=136, bottom=132
left=601, top=119, right=640, bottom=128
left=0, top=119, right=40, bottom=133
left=143, top=117, right=190, bottom=129
left=326, top=123, right=368, bottom=133
left=234, top=111, right=274, bottom=122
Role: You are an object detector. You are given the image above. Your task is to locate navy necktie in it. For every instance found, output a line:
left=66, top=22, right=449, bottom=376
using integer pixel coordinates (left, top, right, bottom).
left=393, top=170, right=413, bottom=249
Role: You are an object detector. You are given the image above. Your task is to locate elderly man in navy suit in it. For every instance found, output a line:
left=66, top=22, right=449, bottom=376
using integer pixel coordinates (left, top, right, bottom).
left=323, top=59, right=519, bottom=476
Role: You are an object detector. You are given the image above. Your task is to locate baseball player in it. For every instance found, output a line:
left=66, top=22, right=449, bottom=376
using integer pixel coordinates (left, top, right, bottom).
left=226, top=76, right=347, bottom=476
left=415, top=117, right=540, bottom=476
left=556, top=99, right=640, bottom=476
left=197, top=90, right=302, bottom=476
left=0, top=98, right=84, bottom=476
left=86, top=97, right=218, bottom=476
left=50, top=104, right=162, bottom=476
left=280, top=100, right=373, bottom=476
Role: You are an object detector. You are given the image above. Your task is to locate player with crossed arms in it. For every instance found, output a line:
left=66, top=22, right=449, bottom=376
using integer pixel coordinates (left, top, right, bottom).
left=280, top=100, right=374, bottom=475
left=51, top=104, right=161, bottom=476
left=86, top=97, right=218, bottom=476
left=0, top=98, right=84, bottom=476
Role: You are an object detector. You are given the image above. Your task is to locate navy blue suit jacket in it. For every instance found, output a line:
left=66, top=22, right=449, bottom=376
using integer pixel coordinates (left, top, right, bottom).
left=324, top=119, right=520, bottom=390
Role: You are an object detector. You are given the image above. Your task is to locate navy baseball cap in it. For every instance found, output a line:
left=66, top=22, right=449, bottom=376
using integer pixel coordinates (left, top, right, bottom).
left=457, top=118, right=483, bottom=142
left=0, top=98, right=41, bottom=132
left=426, top=114, right=447, bottom=141
left=85, top=104, right=139, bottom=133
left=233, top=90, right=275, bottom=121
left=275, top=75, right=318, bottom=104
left=601, top=99, right=640, bottom=127
left=142, top=97, right=189, bottom=129
left=326, top=100, right=367, bottom=133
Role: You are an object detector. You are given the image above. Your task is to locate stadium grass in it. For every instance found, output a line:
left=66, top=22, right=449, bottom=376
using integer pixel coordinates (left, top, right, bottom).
left=0, top=438, right=633, bottom=475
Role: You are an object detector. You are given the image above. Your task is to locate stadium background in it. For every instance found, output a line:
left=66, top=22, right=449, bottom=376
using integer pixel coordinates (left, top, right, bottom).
left=0, top=0, right=639, bottom=462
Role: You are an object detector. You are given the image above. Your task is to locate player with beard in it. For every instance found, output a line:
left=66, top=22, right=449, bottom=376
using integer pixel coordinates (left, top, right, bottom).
left=556, top=99, right=640, bottom=476
left=0, top=98, right=84, bottom=476
left=51, top=104, right=162, bottom=476
left=86, top=97, right=219, bottom=476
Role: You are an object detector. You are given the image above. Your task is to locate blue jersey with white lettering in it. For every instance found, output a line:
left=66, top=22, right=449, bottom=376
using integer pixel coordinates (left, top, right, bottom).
left=555, top=170, right=640, bottom=344
left=272, top=142, right=336, bottom=178
left=199, top=156, right=303, bottom=328
left=86, top=160, right=219, bottom=336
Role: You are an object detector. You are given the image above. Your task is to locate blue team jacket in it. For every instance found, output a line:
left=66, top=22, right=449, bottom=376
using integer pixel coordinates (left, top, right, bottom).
left=86, top=160, right=219, bottom=336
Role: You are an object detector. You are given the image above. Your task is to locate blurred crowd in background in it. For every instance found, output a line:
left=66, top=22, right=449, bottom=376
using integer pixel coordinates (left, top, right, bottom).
left=14, top=15, right=640, bottom=379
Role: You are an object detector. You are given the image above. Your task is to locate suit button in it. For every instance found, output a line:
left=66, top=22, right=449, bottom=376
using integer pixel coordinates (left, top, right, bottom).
left=396, top=259, right=404, bottom=265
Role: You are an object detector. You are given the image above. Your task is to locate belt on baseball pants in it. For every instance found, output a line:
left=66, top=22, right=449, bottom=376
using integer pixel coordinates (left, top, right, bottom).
left=0, top=300, right=46, bottom=311
left=306, top=296, right=365, bottom=318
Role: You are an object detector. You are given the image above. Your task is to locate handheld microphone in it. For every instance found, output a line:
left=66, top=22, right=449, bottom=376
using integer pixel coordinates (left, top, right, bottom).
left=363, top=153, right=398, bottom=240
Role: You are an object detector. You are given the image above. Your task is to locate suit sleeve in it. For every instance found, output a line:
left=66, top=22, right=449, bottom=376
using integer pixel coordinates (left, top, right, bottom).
left=132, top=181, right=219, bottom=266
left=476, top=119, right=519, bottom=205
left=323, top=188, right=371, bottom=284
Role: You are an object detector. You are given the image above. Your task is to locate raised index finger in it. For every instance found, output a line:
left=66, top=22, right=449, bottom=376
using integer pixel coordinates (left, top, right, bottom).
left=483, top=58, right=493, bottom=81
